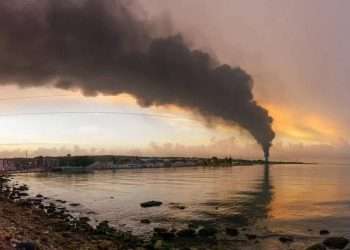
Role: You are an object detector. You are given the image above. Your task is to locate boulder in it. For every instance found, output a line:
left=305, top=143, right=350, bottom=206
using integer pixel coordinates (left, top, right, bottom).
left=226, top=227, right=239, bottom=237
left=18, top=185, right=29, bottom=191
left=140, top=219, right=151, bottom=224
left=246, top=234, right=257, bottom=240
left=305, top=243, right=327, bottom=250
left=16, top=242, right=39, bottom=250
left=157, top=231, right=175, bottom=240
left=279, top=236, right=294, bottom=243
left=154, top=240, right=163, bottom=249
left=69, top=203, right=80, bottom=207
left=323, top=237, right=349, bottom=249
left=320, top=230, right=330, bottom=235
left=140, top=201, right=162, bottom=208
left=154, top=228, right=168, bottom=234
left=177, top=229, right=196, bottom=238
left=198, top=227, right=217, bottom=237
left=95, top=221, right=115, bottom=235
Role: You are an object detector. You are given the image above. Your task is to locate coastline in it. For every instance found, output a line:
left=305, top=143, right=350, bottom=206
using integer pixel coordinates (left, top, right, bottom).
left=2, top=159, right=309, bottom=175
left=3, top=164, right=344, bottom=250
left=0, top=175, right=143, bottom=250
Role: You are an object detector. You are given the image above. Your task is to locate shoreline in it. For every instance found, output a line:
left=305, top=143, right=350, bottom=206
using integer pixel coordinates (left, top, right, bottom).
left=2, top=167, right=343, bottom=250
left=0, top=175, right=144, bottom=250
left=2, top=160, right=310, bottom=175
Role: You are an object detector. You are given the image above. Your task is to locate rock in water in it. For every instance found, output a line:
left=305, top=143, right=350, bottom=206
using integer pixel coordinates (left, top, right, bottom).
left=16, top=242, right=39, bottom=250
left=320, top=230, right=330, bottom=235
left=198, top=227, right=217, bottom=237
left=154, top=240, right=163, bottom=249
left=69, top=203, right=80, bottom=207
left=226, top=227, right=239, bottom=237
left=140, top=219, right=151, bottom=224
left=246, top=234, right=257, bottom=240
left=177, top=229, right=196, bottom=238
left=323, top=237, right=349, bottom=249
left=140, top=201, right=162, bottom=208
left=305, top=243, right=327, bottom=250
left=279, top=236, right=294, bottom=243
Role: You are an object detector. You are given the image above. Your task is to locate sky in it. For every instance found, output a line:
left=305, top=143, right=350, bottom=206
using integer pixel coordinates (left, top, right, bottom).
left=0, top=0, right=349, bottom=161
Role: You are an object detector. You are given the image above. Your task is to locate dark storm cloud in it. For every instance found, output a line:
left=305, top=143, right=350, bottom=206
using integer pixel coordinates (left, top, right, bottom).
left=0, top=0, right=275, bottom=157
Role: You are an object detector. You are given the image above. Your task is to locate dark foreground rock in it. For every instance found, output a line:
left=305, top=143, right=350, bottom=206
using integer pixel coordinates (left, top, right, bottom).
left=16, top=242, right=39, bottom=250
left=246, top=234, right=257, bottom=240
left=323, top=237, right=349, bottom=249
left=0, top=176, right=144, bottom=250
left=226, top=227, right=239, bottom=237
left=279, top=236, right=294, bottom=243
left=198, top=227, right=217, bottom=237
left=177, top=228, right=196, bottom=238
left=320, top=229, right=330, bottom=235
left=306, top=243, right=327, bottom=250
left=140, top=219, right=151, bottom=224
left=69, top=203, right=80, bottom=207
left=140, top=200, right=163, bottom=208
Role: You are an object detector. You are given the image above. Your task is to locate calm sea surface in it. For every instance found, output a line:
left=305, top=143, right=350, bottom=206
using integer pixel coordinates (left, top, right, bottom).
left=12, top=163, right=350, bottom=238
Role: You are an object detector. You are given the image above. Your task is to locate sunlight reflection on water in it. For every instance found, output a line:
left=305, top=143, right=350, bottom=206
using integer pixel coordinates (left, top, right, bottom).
left=13, top=163, right=350, bottom=238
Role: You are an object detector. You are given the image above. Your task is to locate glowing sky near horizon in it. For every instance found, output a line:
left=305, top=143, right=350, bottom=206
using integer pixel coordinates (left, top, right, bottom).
left=1, top=0, right=349, bottom=160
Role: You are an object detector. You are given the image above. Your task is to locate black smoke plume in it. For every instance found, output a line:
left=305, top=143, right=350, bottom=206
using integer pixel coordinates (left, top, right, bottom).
left=0, top=0, right=275, bottom=158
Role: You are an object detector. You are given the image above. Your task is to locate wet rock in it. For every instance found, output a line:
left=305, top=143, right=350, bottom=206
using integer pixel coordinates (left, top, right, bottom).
left=154, top=228, right=168, bottom=234
left=46, top=206, right=56, bottom=214
left=154, top=240, right=163, bottom=249
left=79, top=217, right=90, bottom=223
left=320, top=230, right=330, bottom=235
left=246, top=234, right=257, bottom=240
left=18, top=185, right=29, bottom=191
left=95, top=221, right=116, bottom=235
left=140, top=201, right=162, bottom=208
left=279, top=236, right=294, bottom=243
left=174, top=205, right=186, bottom=210
left=169, top=203, right=186, bottom=210
left=156, top=231, right=176, bottom=240
left=29, top=198, right=42, bottom=206
left=35, top=194, right=43, bottom=198
left=76, top=220, right=94, bottom=232
left=16, top=242, right=39, bottom=250
left=177, top=229, right=196, bottom=238
left=53, top=221, right=71, bottom=232
left=305, top=243, right=327, bottom=250
left=17, top=200, right=32, bottom=208
left=226, top=227, right=239, bottom=237
left=323, top=237, right=349, bottom=249
left=69, top=203, right=80, bottom=207
left=140, top=219, right=151, bottom=224
left=198, top=227, right=217, bottom=237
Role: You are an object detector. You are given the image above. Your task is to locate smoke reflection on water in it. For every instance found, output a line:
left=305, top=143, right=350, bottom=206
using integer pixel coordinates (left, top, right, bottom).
left=12, top=163, right=350, bottom=238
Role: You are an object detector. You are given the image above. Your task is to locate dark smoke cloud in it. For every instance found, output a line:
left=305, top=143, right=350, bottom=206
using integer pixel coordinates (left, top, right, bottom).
left=0, top=0, right=275, bottom=157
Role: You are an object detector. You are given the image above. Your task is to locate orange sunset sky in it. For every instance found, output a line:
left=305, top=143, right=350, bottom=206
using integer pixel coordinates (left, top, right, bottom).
left=1, top=0, right=349, bottom=161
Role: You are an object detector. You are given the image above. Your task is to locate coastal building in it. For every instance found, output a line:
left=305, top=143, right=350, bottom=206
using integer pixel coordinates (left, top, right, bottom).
left=0, top=159, right=16, bottom=172
left=33, top=157, right=60, bottom=170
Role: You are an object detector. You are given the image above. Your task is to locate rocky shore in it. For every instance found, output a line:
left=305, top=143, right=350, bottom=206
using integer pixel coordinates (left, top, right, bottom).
left=0, top=175, right=143, bottom=250
left=1, top=174, right=350, bottom=250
